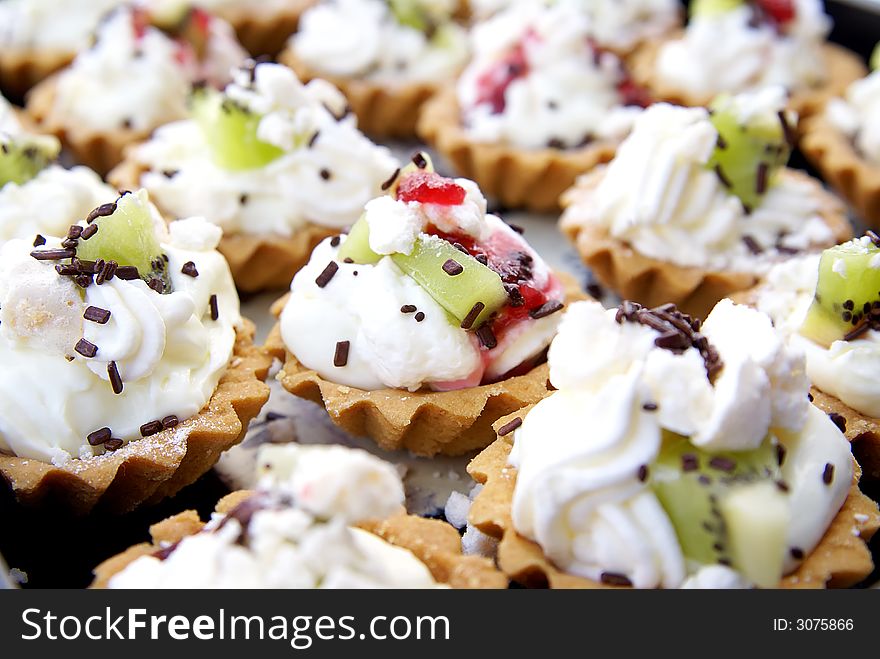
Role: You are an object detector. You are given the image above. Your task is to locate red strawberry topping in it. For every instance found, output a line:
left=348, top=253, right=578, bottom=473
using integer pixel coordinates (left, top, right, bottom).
left=754, top=0, right=796, bottom=27
left=397, top=172, right=467, bottom=206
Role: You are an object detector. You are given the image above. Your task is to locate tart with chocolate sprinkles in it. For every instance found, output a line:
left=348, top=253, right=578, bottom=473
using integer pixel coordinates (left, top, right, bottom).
left=466, top=409, right=880, bottom=589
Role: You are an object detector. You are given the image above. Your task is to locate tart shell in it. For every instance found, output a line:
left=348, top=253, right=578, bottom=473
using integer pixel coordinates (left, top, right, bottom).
left=278, top=48, right=444, bottom=139
left=0, top=320, right=272, bottom=516
left=468, top=409, right=880, bottom=589
left=800, top=113, right=880, bottom=228
left=26, top=74, right=155, bottom=176
left=216, top=0, right=315, bottom=57
left=417, top=87, right=619, bottom=213
left=559, top=167, right=852, bottom=319
left=266, top=274, right=587, bottom=457
left=90, top=490, right=506, bottom=588
left=0, top=47, right=72, bottom=101
left=627, top=38, right=866, bottom=121
left=109, top=157, right=339, bottom=293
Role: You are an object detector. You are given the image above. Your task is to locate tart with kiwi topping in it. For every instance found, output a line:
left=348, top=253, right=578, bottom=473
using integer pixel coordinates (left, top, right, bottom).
left=265, top=153, right=586, bottom=456
left=800, top=44, right=880, bottom=228
left=92, top=443, right=505, bottom=588
left=110, top=60, right=397, bottom=292
left=560, top=88, right=851, bottom=319
left=0, top=189, right=271, bottom=514
left=25, top=4, right=247, bottom=175
left=740, top=233, right=880, bottom=483
left=279, top=0, right=469, bottom=139
left=468, top=299, right=880, bottom=589
left=628, top=0, right=866, bottom=119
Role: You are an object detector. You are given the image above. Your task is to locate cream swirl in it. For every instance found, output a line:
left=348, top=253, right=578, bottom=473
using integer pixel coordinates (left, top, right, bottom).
left=131, top=63, right=397, bottom=235
left=0, top=0, right=123, bottom=51
left=655, top=0, right=831, bottom=97
left=507, top=299, right=850, bottom=587
left=0, top=166, right=116, bottom=245
left=755, top=250, right=880, bottom=418
left=108, top=444, right=441, bottom=589
left=0, top=197, right=241, bottom=465
left=457, top=1, right=641, bottom=150
left=52, top=6, right=245, bottom=133
left=561, top=96, right=834, bottom=273
left=826, top=70, right=880, bottom=165
left=291, top=0, right=468, bottom=82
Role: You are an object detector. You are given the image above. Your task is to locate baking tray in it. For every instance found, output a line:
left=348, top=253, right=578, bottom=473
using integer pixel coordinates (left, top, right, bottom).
left=2, top=0, right=879, bottom=589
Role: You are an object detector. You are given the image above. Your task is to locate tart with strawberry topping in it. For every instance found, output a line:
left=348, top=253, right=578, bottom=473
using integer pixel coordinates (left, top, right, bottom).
left=265, top=153, right=585, bottom=456
left=628, top=0, right=866, bottom=118
left=419, top=0, right=650, bottom=212
left=25, top=4, right=248, bottom=174
left=279, top=0, right=468, bottom=138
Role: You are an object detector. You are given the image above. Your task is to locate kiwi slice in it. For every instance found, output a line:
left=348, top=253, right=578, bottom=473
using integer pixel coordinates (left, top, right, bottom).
left=388, top=0, right=430, bottom=32
left=391, top=235, right=507, bottom=328
left=799, top=238, right=880, bottom=347
left=191, top=87, right=285, bottom=171
left=76, top=191, right=172, bottom=291
left=337, top=214, right=381, bottom=265
left=707, top=93, right=791, bottom=212
left=871, top=43, right=880, bottom=72
left=650, top=432, right=788, bottom=588
left=0, top=133, right=60, bottom=186
left=689, top=0, right=744, bottom=17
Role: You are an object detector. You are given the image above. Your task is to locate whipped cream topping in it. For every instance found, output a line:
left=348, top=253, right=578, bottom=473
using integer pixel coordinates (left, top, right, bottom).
left=0, top=166, right=116, bottom=245
left=52, top=6, right=246, bottom=133
left=0, top=191, right=241, bottom=465
left=131, top=62, right=397, bottom=236
left=108, top=444, right=441, bottom=588
left=291, top=0, right=468, bottom=82
left=656, top=0, right=831, bottom=97
left=281, top=175, right=563, bottom=391
left=0, top=0, right=123, bottom=51
left=562, top=96, right=834, bottom=273
left=507, top=299, right=851, bottom=588
left=457, top=0, right=642, bottom=150
left=756, top=248, right=880, bottom=418
left=826, top=70, right=880, bottom=165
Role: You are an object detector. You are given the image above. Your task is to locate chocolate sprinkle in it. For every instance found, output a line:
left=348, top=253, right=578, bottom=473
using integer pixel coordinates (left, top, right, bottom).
left=460, top=302, right=485, bottom=330
left=74, top=338, right=98, bottom=358
left=147, top=278, right=164, bottom=293
left=315, top=261, right=339, bottom=288
left=476, top=324, right=497, bottom=349
left=108, top=361, right=123, bottom=395
left=84, top=306, right=111, bottom=324
left=529, top=300, right=564, bottom=320
left=86, top=202, right=117, bottom=224
left=333, top=340, right=350, bottom=367
left=414, top=311, right=425, bottom=322
left=709, top=456, right=736, bottom=473
left=412, top=153, right=428, bottom=169
left=181, top=261, right=199, bottom=277
left=714, top=164, right=732, bottom=189
left=320, top=168, right=331, bottom=181
left=775, top=443, right=786, bottom=467
left=755, top=163, right=768, bottom=195
left=32, top=234, right=46, bottom=247
left=790, top=547, right=804, bottom=560
left=380, top=168, right=401, bottom=191
left=400, top=304, right=417, bottom=314
left=637, top=465, right=649, bottom=482
left=209, top=294, right=219, bottom=321
left=80, top=223, right=98, bottom=240
left=600, top=572, right=633, bottom=587
left=31, top=248, right=75, bottom=261
left=822, top=463, right=834, bottom=485
left=140, top=420, right=163, bottom=437
left=67, top=225, right=83, bottom=239
left=742, top=235, right=763, bottom=255
left=828, top=412, right=847, bottom=433
left=330, top=236, right=341, bottom=248
left=87, top=427, right=112, bottom=446
left=116, top=266, right=139, bottom=280
left=498, top=417, right=522, bottom=436
left=642, top=402, right=658, bottom=412
left=162, top=415, right=179, bottom=429
left=442, top=259, right=464, bottom=276
left=103, top=438, right=124, bottom=451
left=682, top=454, right=699, bottom=472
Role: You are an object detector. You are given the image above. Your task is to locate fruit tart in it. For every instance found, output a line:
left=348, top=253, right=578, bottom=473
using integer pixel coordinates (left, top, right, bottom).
left=467, top=0, right=682, bottom=56
left=469, top=299, right=880, bottom=588
left=560, top=87, right=851, bottom=319
left=0, top=92, right=118, bottom=245
left=92, top=443, right=505, bottom=588
left=0, top=0, right=124, bottom=99
left=110, top=61, right=398, bottom=292
left=629, top=0, right=866, bottom=118
left=419, top=0, right=651, bottom=213
left=279, top=0, right=469, bottom=139
left=800, top=45, right=880, bottom=228
left=265, top=153, right=585, bottom=456
left=25, top=4, right=248, bottom=175
left=742, top=234, right=880, bottom=483
left=0, top=189, right=271, bottom=514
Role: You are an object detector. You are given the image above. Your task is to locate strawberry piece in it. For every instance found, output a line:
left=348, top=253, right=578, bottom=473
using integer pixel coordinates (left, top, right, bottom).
left=474, top=41, right=529, bottom=114
left=755, top=0, right=795, bottom=26
left=131, top=6, right=150, bottom=40
left=617, top=75, right=652, bottom=108
left=397, top=172, right=467, bottom=206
